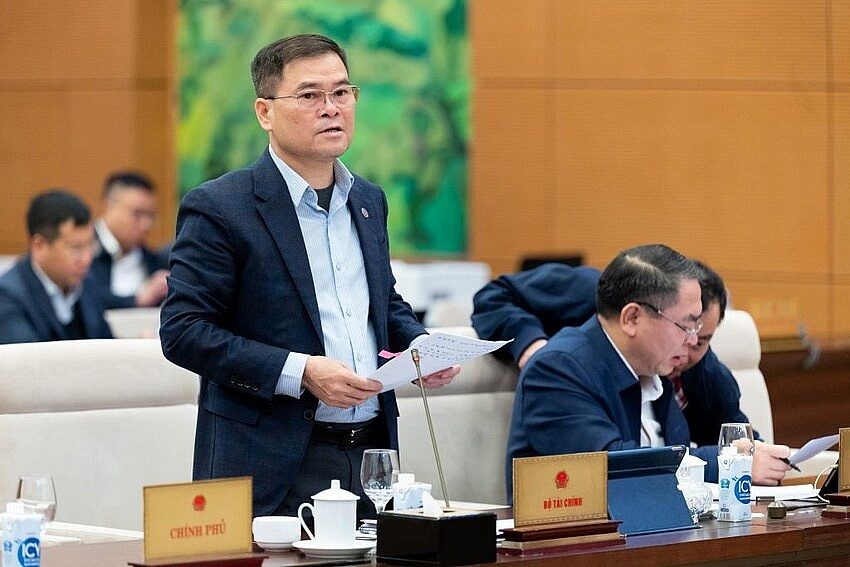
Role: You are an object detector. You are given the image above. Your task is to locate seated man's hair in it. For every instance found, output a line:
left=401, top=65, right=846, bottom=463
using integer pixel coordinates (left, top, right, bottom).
left=26, top=190, right=91, bottom=242
left=596, top=244, right=700, bottom=319
left=103, top=171, right=155, bottom=198
left=694, top=260, right=728, bottom=322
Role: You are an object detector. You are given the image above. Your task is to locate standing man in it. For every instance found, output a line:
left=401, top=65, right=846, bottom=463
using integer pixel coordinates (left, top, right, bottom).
left=504, top=245, right=789, bottom=497
left=160, top=34, right=457, bottom=518
left=88, top=171, right=169, bottom=309
left=0, top=190, right=112, bottom=344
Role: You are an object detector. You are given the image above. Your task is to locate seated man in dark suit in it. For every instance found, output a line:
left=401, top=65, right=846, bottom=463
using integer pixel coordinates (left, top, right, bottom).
left=475, top=259, right=750, bottom=446
left=501, top=244, right=790, bottom=498
left=87, top=171, right=169, bottom=309
left=0, top=190, right=113, bottom=343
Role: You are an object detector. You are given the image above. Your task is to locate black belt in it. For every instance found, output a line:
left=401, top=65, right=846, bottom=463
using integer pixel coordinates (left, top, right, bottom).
left=310, top=417, right=386, bottom=448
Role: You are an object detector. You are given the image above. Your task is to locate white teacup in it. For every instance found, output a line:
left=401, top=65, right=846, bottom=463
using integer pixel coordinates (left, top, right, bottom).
left=252, top=516, right=300, bottom=545
left=297, top=479, right=359, bottom=546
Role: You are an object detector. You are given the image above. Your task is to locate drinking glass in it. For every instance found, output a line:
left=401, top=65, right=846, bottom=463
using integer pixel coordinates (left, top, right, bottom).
left=16, top=475, right=57, bottom=525
left=360, top=449, right=398, bottom=515
left=718, top=423, right=755, bottom=456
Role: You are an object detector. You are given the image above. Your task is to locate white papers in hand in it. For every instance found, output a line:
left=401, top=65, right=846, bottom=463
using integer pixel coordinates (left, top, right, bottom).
left=789, top=434, right=840, bottom=466
left=369, top=332, right=511, bottom=392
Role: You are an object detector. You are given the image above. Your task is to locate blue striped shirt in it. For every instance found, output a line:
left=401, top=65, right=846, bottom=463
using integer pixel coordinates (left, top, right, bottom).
left=269, top=147, right=379, bottom=422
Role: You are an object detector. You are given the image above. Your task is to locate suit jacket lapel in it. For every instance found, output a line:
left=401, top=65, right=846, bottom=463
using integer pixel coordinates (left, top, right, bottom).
left=585, top=317, right=643, bottom=443
left=348, top=180, right=387, bottom=342
left=252, top=152, right=323, bottom=341
left=20, top=259, right=64, bottom=339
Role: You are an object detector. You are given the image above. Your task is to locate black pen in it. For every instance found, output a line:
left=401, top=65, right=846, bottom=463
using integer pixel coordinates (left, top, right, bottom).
left=780, top=457, right=802, bottom=472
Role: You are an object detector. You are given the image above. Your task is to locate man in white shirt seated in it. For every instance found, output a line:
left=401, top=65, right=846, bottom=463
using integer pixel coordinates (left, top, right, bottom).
left=0, top=190, right=112, bottom=343
left=87, top=171, right=170, bottom=309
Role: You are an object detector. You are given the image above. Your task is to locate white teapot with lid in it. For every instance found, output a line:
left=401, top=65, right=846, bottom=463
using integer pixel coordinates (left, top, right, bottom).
left=297, top=479, right=359, bottom=545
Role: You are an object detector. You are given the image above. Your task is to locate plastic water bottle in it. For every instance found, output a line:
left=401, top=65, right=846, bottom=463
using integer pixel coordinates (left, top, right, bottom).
left=717, top=423, right=754, bottom=522
left=1, top=502, right=42, bottom=567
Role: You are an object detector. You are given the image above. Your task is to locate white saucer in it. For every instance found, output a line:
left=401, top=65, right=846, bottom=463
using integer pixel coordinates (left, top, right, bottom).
left=292, top=539, right=375, bottom=558
left=255, top=540, right=294, bottom=552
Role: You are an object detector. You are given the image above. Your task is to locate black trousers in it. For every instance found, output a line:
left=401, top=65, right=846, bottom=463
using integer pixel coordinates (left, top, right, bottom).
left=274, top=418, right=389, bottom=521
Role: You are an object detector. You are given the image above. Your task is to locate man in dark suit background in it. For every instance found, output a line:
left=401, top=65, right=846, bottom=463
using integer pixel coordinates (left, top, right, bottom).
left=160, top=34, right=458, bottom=519
left=0, top=190, right=112, bottom=344
left=88, top=171, right=169, bottom=309
left=503, top=245, right=790, bottom=499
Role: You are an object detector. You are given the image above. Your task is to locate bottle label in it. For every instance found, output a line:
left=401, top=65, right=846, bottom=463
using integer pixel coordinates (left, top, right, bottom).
left=17, top=537, right=40, bottom=567
left=2, top=514, right=41, bottom=567
left=733, top=474, right=752, bottom=504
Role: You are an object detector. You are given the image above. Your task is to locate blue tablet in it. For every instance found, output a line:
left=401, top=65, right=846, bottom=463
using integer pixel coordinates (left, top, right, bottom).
left=607, top=446, right=697, bottom=536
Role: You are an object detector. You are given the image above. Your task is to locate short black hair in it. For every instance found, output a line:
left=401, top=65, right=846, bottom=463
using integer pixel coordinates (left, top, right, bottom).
left=26, top=190, right=91, bottom=242
left=694, top=260, right=728, bottom=322
left=596, top=244, right=701, bottom=319
left=251, top=34, right=348, bottom=98
left=103, top=171, right=155, bottom=199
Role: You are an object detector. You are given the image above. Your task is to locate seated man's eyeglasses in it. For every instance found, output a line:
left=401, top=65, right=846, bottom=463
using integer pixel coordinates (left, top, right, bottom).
left=263, top=85, right=360, bottom=110
left=635, top=301, right=703, bottom=339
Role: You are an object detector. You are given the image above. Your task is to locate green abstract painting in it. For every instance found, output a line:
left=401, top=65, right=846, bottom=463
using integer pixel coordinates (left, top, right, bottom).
left=179, top=0, right=469, bottom=254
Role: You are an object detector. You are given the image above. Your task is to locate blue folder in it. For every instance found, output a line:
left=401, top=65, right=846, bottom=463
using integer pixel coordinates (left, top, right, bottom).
left=607, top=446, right=697, bottom=536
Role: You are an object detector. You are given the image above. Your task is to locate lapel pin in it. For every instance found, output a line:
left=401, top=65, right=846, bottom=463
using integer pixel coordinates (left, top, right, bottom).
left=361, top=207, right=369, bottom=219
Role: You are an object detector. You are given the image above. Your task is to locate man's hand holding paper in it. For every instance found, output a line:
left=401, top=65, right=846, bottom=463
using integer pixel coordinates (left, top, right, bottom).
left=369, top=332, right=511, bottom=392
left=414, top=364, right=462, bottom=389
left=303, top=356, right=383, bottom=408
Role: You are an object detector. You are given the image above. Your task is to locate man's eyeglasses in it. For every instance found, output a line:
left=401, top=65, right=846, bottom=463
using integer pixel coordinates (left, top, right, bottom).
left=263, top=85, right=360, bottom=110
left=635, top=301, right=703, bottom=339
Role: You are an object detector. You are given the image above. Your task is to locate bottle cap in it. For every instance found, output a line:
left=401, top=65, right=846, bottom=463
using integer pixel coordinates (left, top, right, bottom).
left=397, top=473, right=415, bottom=484
left=6, top=501, right=25, bottom=514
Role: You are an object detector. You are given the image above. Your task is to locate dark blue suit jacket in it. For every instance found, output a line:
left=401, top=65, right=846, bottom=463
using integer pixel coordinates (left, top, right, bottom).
left=159, top=150, right=425, bottom=516
left=86, top=232, right=170, bottom=309
left=472, top=264, right=601, bottom=362
left=0, top=257, right=113, bottom=344
left=506, top=317, right=719, bottom=500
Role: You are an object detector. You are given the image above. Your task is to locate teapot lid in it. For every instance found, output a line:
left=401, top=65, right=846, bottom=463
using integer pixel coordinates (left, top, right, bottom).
left=311, top=479, right=360, bottom=501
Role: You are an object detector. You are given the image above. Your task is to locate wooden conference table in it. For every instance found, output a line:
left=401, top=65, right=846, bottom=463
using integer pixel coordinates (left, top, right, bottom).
left=42, top=506, right=850, bottom=567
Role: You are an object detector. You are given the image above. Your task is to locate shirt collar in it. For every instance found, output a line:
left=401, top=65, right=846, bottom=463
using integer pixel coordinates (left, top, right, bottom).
left=30, top=258, right=82, bottom=305
left=267, top=146, right=354, bottom=208
left=639, top=374, right=664, bottom=402
left=600, top=324, right=663, bottom=400
left=94, top=220, right=122, bottom=258
left=600, top=323, right=641, bottom=382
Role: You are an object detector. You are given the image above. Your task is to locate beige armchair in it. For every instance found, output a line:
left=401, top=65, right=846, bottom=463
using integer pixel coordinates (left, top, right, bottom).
left=0, top=339, right=198, bottom=530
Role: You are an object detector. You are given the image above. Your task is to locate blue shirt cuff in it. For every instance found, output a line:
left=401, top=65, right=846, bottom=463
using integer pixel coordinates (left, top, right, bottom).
left=276, top=352, right=310, bottom=397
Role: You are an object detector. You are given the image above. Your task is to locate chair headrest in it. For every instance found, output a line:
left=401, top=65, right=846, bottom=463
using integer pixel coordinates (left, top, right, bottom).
left=0, top=339, right=198, bottom=414
left=710, top=309, right=761, bottom=370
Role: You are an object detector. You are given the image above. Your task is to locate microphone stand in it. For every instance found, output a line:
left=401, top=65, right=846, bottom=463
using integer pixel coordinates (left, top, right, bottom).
left=411, top=348, right=451, bottom=510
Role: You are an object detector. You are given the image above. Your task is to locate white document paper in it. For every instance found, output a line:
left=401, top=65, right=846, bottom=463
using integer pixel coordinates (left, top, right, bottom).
left=369, top=332, right=511, bottom=392
left=789, top=434, right=840, bottom=466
